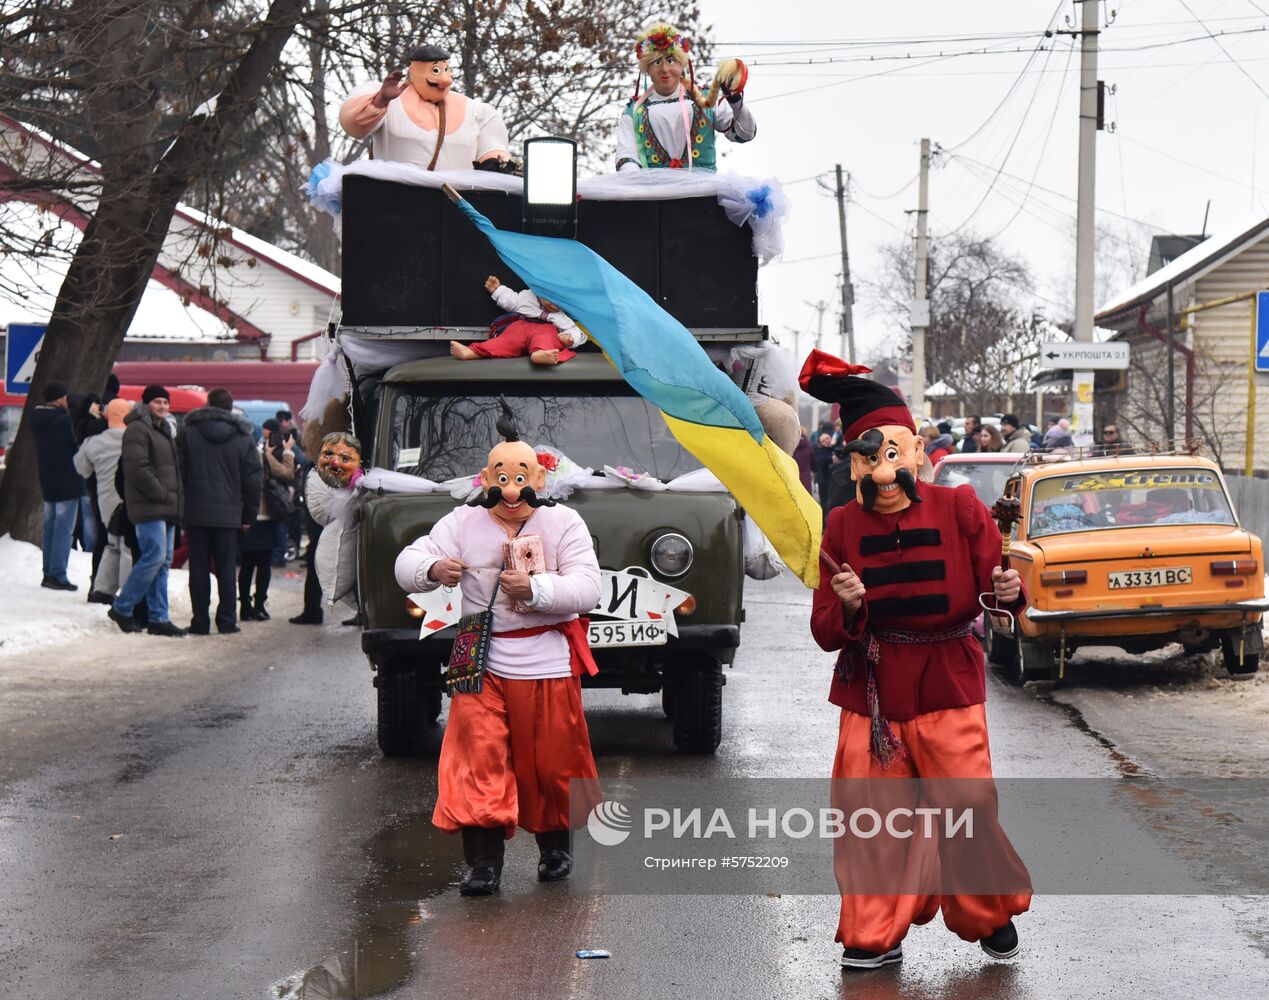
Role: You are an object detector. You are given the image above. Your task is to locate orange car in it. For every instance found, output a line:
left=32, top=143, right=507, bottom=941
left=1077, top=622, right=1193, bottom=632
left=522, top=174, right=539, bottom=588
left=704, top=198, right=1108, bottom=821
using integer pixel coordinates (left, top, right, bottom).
left=985, top=454, right=1266, bottom=682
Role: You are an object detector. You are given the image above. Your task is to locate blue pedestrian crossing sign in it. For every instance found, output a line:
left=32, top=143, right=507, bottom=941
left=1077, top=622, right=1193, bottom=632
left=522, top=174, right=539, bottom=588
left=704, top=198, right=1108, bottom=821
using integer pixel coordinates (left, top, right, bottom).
left=5, top=323, right=46, bottom=395
left=1258, top=292, right=1269, bottom=373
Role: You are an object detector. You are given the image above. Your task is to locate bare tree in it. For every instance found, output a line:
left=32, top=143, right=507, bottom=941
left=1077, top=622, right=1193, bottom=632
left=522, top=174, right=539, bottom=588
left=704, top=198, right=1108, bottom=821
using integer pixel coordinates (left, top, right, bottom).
left=866, top=230, right=1040, bottom=415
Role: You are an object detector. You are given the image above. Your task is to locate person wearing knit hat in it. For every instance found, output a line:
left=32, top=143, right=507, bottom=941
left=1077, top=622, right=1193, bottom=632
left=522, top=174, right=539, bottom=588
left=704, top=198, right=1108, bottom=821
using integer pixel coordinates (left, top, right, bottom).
left=141, top=384, right=169, bottom=404
left=339, top=42, right=512, bottom=172
left=30, top=379, right=84, bottom=589
left=615, top=22, right=757, bottom=172
left=801, top=349, right=1032, bottom=971
left=42, top=381, right=69, bottom=403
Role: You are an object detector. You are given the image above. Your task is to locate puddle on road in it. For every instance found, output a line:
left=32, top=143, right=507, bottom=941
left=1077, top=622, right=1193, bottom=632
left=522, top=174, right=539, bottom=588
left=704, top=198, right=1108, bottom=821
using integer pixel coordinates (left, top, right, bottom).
left=273, top=812, right=461, bottom=999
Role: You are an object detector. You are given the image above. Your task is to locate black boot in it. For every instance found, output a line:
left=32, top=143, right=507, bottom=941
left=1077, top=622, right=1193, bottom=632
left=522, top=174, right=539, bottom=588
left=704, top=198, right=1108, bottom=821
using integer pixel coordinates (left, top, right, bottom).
left=240, top=599, right=257, bottom=622
left=459, top=826, right=504, bottom=897
left=535, top=829, right=573, bottom=883
left=253, top=596, right=270, bottom=621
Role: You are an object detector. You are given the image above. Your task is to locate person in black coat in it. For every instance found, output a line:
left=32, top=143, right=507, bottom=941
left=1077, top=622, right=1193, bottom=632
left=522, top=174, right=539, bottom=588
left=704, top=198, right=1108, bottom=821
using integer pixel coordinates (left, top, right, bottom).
left=29, top=381, right=85, bottom=590
left=178, top=388, right=262, bottom=634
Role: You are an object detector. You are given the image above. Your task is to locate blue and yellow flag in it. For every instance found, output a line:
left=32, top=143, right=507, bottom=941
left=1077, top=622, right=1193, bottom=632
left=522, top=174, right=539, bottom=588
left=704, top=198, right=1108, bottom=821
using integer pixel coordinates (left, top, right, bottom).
left=452, top=198, right=822, bottom=587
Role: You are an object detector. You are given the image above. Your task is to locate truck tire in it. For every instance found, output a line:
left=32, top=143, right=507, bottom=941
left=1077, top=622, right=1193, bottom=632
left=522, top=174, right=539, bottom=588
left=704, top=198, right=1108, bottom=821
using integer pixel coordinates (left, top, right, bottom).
left=376, top=666, right=443, bottom=757
left=670, top=655, right=724, bottom=754
left=1014, top=638, right=1058, bottom=685
left=1220, top=634, right=1260, bottom=677
left=985, top=618, right=1018, bottom=669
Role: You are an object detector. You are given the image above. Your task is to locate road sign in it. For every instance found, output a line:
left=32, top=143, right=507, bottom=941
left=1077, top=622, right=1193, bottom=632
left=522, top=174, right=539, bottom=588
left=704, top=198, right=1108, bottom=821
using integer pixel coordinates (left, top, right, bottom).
left=1256, top=291, right=1269, bottom=373
left=1039, top=341, right=1130, bottom=370
left=5, top=323, right=46, bottom=395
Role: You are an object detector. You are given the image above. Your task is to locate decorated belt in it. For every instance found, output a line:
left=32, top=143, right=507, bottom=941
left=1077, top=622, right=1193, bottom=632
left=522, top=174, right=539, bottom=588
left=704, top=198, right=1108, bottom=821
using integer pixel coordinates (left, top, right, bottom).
left=871, top=622, right=975, bottom=644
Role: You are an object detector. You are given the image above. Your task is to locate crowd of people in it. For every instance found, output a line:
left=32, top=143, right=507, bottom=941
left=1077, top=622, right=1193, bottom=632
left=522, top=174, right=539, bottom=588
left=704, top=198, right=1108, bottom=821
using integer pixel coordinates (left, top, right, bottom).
left=28, top=379, right=331, bottom=638
left=795, top=410, right=1136, bottom=514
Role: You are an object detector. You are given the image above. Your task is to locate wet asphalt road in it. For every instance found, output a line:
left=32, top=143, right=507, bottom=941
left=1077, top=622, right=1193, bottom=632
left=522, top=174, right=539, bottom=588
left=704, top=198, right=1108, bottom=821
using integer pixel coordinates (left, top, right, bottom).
left=2, top=574, right=1269, bottom=999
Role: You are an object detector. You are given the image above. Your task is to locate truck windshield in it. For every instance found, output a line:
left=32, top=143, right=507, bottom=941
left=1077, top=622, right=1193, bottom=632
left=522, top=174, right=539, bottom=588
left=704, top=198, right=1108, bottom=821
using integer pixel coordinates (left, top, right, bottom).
left=1027, top=468, right=1236, bottom=537
left=389, top=388, right=703, bottom=482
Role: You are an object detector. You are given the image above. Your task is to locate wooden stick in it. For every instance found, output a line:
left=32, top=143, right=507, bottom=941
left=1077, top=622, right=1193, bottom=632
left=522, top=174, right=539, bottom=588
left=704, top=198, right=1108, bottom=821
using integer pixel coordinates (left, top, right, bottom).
left=440, top=182, right=463, bottom=203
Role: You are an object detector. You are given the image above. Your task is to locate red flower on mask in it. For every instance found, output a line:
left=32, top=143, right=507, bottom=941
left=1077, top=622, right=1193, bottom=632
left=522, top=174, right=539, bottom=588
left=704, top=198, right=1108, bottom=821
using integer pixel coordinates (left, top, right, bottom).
left=536, top=451, right=559, bottom=472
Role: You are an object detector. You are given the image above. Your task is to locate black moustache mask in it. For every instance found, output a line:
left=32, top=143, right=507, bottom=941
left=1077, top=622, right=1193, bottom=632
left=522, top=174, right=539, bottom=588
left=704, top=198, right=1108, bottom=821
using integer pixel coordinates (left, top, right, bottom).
left=466, top=485, right=556, bottom=509
left=858, top=469, right=922, bottom=512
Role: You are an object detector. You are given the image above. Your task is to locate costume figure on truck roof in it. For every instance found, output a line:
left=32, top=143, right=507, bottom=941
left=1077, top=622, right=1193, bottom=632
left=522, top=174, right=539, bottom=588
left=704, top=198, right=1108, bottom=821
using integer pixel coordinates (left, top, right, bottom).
left=450, top=275, right=588, bottom=366
left=340, top=43, right=512, bottom=171
left=616, top=22, right=756, bottom=172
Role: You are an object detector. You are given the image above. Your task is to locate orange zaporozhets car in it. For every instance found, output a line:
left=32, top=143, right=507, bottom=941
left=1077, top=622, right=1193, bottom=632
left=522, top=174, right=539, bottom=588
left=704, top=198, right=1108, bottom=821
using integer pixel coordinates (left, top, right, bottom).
left=984, top=453, right=1267, bottom=683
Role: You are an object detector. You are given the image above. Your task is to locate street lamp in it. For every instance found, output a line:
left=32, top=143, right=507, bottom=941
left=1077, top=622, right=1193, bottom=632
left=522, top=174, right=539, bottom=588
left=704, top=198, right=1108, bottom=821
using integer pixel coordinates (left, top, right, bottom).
left=522, top=136, right=577, bottom=238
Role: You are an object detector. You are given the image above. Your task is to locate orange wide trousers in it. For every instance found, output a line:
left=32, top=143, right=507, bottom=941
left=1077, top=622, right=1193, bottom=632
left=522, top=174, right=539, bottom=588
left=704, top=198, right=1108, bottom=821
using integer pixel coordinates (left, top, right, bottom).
left=831, top=703, right=1032, bottom=953
left=433, top=673, right=600, bottom=838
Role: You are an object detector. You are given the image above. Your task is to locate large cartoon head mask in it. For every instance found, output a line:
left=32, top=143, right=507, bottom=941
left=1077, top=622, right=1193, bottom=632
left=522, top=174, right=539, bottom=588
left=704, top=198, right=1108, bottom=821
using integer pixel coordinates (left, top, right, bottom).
left=469, top=441, right=554, bottom=524
left=317, top=431, right=362, bottom=489
left=407, top=44, right=453, bottom=104
left=845, top=426, right=924, bottom=514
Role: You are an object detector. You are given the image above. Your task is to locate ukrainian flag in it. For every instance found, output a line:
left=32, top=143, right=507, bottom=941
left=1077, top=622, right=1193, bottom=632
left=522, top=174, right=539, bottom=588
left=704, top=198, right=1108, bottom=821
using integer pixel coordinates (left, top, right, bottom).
left=452, top=197, right=822, bottom=588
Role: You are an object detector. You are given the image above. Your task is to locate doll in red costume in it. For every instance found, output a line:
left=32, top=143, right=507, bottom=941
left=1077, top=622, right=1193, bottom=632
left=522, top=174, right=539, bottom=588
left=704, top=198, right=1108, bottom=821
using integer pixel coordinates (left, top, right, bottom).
left=802, top=349, right=1032, bottom=971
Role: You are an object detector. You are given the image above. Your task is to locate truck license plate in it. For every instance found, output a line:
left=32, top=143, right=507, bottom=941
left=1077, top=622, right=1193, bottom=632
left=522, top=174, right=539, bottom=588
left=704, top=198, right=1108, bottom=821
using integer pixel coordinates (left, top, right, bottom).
left=588, top=619, right=668, bottom=648
left=1107, top=566, right=1193, bottom=589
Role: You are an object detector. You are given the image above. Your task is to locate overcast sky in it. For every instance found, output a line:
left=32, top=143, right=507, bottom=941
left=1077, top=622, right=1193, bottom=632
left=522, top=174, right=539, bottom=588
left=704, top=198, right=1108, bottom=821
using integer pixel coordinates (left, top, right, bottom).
left=695, top=0, right=1269, bottom=365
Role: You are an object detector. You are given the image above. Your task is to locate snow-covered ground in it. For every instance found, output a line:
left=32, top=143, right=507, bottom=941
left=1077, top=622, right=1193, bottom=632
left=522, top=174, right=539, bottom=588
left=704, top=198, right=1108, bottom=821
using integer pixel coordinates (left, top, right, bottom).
left=0, top=534, right=193, bottom=659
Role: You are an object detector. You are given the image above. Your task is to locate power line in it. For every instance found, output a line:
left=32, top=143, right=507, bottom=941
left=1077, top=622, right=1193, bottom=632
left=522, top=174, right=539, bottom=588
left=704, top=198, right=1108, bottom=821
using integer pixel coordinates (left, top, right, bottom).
left=1117, top=130, right=1269, bottom=192
left=1175, top=0, right=1269, bottom=101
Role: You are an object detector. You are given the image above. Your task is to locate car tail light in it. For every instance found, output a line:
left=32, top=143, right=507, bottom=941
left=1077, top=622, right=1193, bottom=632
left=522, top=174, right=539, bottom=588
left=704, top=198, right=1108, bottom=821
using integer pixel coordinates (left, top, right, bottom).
left=675, top=596, right=697, bottom=617
left=1210, top=560, right=1258, bottom=576
left=1041, top=569, right=1087, bottom=586
left=405, top=598, right=424, bottom=618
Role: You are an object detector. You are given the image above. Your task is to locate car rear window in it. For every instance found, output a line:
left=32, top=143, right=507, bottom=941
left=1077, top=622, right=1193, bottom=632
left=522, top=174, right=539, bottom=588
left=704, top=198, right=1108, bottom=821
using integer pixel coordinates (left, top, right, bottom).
left=933, top=460, right=1018, bottom=507
left=389, top=387, right=702, bottom=482
left=1028, top=468, right=1236, bottom=537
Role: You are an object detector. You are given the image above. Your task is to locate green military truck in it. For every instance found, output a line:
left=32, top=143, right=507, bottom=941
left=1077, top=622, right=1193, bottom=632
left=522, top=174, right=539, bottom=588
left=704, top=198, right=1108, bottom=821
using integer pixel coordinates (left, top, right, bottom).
left=338, top=175, right=765, bottom=756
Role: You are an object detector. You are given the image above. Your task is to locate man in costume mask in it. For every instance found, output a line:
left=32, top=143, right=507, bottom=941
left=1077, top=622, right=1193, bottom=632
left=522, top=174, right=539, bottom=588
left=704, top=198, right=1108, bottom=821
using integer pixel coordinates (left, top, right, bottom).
left=394, top=418, right=602, bottom=895
left=340, top=44, right=512, bottom=171
left=306, top=431, right=363, bottom=612
left=616, top=23, right=756, bottom=172
left=802, top=350, right=1032, bottom=970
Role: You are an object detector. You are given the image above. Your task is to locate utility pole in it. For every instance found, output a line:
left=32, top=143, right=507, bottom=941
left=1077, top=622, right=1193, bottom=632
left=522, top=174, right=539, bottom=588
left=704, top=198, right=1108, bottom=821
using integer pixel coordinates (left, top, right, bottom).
left=1071, top=0, right=1100, bottom=444
left=805, top=299, right=828, bottom=426
left=911, top=138, right=931, bottom=419
left=834, top=164, right=857, bottom=364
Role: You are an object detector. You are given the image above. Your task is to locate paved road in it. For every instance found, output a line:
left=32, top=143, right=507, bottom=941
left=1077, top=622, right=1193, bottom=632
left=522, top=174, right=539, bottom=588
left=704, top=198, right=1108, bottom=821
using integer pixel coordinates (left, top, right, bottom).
left=2, top=574, right=1267, bottom=999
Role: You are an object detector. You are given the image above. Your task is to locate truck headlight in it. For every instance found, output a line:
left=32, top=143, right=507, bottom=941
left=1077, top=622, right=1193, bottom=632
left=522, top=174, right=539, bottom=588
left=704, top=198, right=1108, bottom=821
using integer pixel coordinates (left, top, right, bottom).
left=650, top=533, right=693, bottom=578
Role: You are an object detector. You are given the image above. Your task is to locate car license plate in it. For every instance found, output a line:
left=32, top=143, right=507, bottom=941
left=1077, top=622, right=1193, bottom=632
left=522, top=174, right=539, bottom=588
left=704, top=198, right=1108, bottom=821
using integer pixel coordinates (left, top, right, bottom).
left=1107, top=566, right=1193, bottom=589
left=588, top=619, right=668, bottom=648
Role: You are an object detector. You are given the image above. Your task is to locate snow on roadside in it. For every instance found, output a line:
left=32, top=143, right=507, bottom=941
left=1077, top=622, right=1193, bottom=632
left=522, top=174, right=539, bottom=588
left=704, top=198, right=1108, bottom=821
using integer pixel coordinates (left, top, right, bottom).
left=0, top=535, right=192, bottom=659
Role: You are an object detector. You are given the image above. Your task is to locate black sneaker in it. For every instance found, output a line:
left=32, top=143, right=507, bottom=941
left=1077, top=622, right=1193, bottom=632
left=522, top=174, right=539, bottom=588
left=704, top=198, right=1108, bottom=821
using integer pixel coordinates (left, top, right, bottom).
left=146, top=620, right=188, bottom=638
left=980, top=919, right=1019, bottom=960
left=840, top=946, right=903, bottom=970
left=187, top=622, right=211, bottom=635
left=108, top=607, right=144, bottom=633
left=87, top=590, right=115, bottom=605
left=289, top=612, right=323, bottom=625
left=42, top=576, right=78, bottom=592
left=218, top=623, right=241, bottom=635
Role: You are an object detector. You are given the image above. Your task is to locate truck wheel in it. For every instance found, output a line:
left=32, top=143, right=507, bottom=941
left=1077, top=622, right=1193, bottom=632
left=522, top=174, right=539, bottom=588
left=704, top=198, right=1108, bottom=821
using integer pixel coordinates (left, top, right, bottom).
left=376, top=666, right=442, bottom=757
left=1220, top=634, right=1260, bottom=677
left=985, top=618, right=1018, bottom=669
left=670, top=655, right=724, bottom=754
left=1013, top=638, right=1058, bottom=685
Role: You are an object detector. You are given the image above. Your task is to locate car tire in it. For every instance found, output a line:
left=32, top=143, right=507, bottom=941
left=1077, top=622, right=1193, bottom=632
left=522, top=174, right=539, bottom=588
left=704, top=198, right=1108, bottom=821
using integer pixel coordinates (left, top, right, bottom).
left=1220, top=634, right=1260, bottom=677
left=1014, top=638, right=1058, bottom=685
left=670, top=655, right=724, bottom=754
left=986, top=618, right=1019, bottom=669
left=376, top=664, right=443, bottom=757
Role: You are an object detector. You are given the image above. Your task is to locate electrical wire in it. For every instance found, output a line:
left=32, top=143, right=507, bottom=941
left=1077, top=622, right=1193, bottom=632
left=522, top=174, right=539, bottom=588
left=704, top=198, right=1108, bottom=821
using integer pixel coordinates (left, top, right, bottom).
left=1117, top=130, right=1269, bottom=192
left=1175, top=0, right=1269, bottom=101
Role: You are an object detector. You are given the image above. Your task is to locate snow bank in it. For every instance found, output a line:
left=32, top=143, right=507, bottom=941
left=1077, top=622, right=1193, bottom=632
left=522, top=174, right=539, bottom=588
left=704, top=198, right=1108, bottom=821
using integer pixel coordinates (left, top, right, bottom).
left=0, top=535, right=191, bottom=659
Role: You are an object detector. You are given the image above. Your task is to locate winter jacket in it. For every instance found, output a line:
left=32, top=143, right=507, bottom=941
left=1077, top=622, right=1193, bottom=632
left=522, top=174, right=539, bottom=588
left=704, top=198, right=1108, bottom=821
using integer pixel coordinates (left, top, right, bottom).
left=29, top=404, right=85, bottom=502
left=306, top=468, right=358, bottom=605
left=179, top=406, right=262, bottom=528
left=73, top=427, right=125, bottom=523
left=793, top=436, right=815, bottom=492
left=253, top=444, right=296, bottom=521
left=1001, top=427, right=1032, bottom=454
left=121, top=407, right=183, bottom=523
